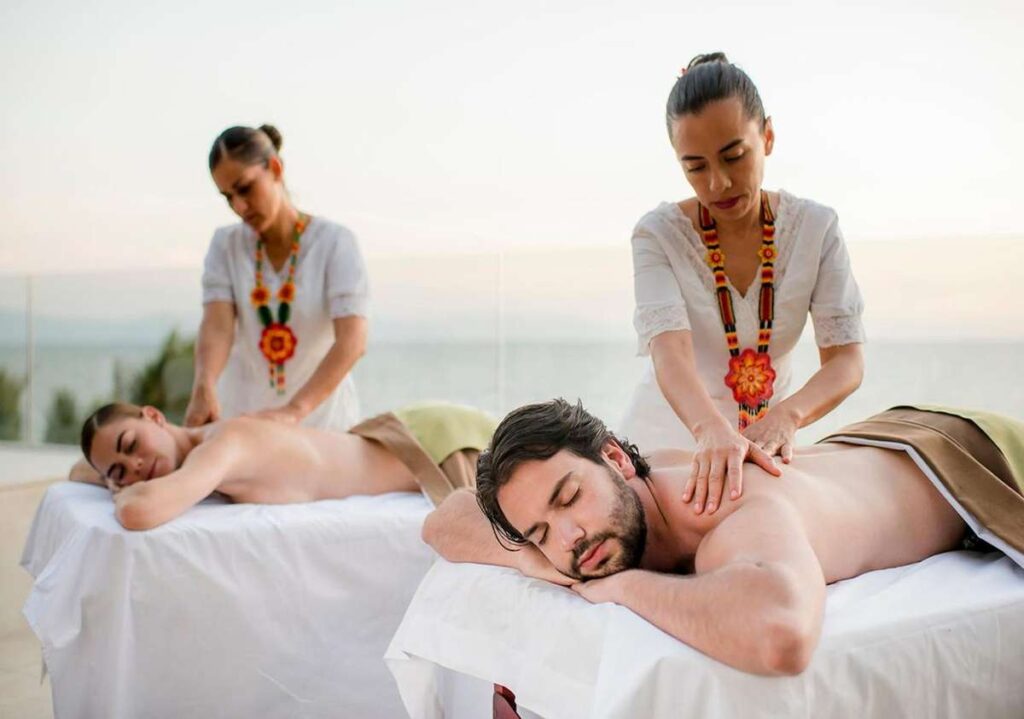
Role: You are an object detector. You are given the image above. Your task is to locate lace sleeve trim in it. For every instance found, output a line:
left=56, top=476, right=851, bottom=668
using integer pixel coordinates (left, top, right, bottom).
left=635, top=304, right=690, bottom=356
left=813, top=314, right=865, bottom=347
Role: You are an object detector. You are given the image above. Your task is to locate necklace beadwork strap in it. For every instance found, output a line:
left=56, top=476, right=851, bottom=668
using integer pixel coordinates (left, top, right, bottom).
left=250, top=213, right=310, bottom=395
left=698, top=193, right=778, bottom=429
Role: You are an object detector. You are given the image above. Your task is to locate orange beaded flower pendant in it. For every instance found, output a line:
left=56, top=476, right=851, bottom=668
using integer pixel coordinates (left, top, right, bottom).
left=250, top=214, right=309, bottom=395
left=698, top=193, right=778, bottom=430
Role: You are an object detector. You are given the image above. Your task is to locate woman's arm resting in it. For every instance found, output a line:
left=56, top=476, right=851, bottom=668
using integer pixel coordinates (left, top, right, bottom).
left=68, top=458, right=106, bottom=487
left=113, top=430, right=242, bottom=530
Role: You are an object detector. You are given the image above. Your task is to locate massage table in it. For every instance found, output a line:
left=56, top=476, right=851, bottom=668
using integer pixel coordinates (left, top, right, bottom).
left=386, top=552, right=1024, bottom=719
left=20, top=481, right=436, bottom=719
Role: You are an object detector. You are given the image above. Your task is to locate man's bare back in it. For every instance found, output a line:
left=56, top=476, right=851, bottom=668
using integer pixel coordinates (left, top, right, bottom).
left=645, top=443, right=966, bottom=584
left=428, top=399, right=1017, bottom=675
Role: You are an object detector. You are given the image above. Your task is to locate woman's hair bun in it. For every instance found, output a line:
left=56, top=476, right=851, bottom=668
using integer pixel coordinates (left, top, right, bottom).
left=259, top=124, right=283, bottom=152
left=686, top=52, right=730, bottom=71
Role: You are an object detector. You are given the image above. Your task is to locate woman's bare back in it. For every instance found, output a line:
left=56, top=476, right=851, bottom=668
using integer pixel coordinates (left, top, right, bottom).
left=206, top=418, right=419, bottom=504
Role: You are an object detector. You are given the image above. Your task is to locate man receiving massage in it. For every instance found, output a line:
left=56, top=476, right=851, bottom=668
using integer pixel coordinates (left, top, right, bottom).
left=424, top=399, right=1024, bottom=676
left=72, top=401, right=495, bottom=530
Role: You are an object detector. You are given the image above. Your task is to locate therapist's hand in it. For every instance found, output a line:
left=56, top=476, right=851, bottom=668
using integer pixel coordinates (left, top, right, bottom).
left=687, top=419, right=780, bottom=515
left=184, top=384, right=221, bottom=427
left=246, top=403, right=304, bottom=425
left=741, top=405, right=799, bottom=463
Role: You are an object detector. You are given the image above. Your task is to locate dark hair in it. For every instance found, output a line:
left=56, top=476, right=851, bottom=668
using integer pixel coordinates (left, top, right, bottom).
left=208, top=124, right=283, bottom=171
left=665, top=52, right=766, bottom=136
left=80, top=402, right=143, bottom=466
left=475, top=398, right=650, bottom=547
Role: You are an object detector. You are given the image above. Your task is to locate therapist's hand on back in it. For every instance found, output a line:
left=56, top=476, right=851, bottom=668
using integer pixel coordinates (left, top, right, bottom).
left=245, top=403, right=305, bottom=425
left=686, top=418, right=781, bottom=515
left=184, top=384, right=221, bottom=427
left=741, top=405, right=799, bottom=464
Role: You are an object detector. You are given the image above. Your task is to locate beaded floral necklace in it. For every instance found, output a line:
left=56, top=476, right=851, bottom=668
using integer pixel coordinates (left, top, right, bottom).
left=698, top=192, right=778, bottom=430
left=250, top=213, right=309, bottom=395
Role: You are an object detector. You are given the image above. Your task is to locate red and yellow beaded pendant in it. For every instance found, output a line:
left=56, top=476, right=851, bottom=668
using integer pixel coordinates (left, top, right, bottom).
left=250, top=213, right=309, bottom=395
left=698, top=192, right=778, bottom=430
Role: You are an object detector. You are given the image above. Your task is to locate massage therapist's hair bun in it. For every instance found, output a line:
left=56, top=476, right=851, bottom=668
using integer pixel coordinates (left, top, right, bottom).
left=666, top=51, right=766, bottom=135
left=687, top=52, right=730, bottom=71
left=259, top=124, right=283, bottom=152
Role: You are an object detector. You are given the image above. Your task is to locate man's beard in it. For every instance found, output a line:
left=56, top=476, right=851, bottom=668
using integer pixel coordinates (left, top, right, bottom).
left=569, top=465, right=647, bottom=580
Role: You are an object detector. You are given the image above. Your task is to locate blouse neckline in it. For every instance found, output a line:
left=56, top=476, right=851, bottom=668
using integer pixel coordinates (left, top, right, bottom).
left=662, top=189, right=795, bottom=300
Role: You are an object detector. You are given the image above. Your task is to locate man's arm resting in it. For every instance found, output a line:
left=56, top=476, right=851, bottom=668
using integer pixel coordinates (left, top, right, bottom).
left=422, top=489, right=574, bottom=586
left=575, top=499, right=826, bottom=675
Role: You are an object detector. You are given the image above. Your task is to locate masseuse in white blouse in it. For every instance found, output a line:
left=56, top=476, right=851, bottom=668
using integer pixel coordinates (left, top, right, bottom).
left=184, top=125, right=368, bottom=432
left=621, top=53, right=865, bottom=514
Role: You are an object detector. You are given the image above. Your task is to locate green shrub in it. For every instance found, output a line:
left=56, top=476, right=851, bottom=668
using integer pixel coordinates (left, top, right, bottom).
left=0, top=368, right=23, bottom=440
left=44, top=388, right=81, bottom=445
left=128, top=330, right=195, bottom=425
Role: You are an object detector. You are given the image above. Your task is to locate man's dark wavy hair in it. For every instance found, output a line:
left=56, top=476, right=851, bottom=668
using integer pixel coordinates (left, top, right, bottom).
left=475, top=398, right=650, bottom=548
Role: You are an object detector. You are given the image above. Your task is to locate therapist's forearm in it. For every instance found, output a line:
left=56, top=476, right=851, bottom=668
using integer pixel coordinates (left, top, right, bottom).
left=772, top=343, right=864, bottom=429
left=193, top=303, right=236, bottom=390
left=651, top=331, right=732, bottom=437
left=286, top=316, right=367, bottom=418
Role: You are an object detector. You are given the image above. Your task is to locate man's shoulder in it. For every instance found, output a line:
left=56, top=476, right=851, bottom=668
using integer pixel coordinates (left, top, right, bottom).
left=695, top=495, right=806, bottom=572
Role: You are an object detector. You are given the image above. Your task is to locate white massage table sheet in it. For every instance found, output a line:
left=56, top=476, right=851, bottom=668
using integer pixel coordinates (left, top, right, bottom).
left=387, top=553, right=1024, bottom=719
left=21, top=481, right=436, bottom=719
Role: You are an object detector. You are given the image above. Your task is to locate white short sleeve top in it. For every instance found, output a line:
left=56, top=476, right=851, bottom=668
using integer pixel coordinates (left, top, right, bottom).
left=200, top=216, right=369, bottom=431
left=621, top=189, right=864, bottom=449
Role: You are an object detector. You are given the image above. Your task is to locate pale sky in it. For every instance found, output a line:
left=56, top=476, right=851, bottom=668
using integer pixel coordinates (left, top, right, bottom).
left=1, top=0, right=1022, bottom=276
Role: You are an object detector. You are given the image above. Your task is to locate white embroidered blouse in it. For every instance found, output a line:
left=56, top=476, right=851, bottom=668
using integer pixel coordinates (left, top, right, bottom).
left=620, top=189, right=865, bottom=450
left=201, top=216, right=369, bottom=432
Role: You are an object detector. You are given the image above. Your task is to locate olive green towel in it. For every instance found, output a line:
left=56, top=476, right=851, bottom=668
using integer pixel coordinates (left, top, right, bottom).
left=394, top=402, right=497, bottom=466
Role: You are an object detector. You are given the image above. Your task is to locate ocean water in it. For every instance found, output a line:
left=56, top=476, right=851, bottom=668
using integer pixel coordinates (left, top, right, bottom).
left=1, top=340, right=1021, bottom=445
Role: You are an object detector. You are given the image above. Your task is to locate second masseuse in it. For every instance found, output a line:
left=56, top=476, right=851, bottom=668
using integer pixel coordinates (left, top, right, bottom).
left=185, top=124, right=369, bottom=430
left=621, top=53, right=865, bottom=512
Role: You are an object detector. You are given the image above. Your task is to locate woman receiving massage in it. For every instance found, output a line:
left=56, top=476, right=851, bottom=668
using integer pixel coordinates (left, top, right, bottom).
left=620, top=53, right=865, bottom=516
left=184, top=124, right=369, bottom=431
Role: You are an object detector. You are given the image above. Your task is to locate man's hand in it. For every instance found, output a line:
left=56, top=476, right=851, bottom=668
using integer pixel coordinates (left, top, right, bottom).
left=570, top=569, right=636, bottom=604
left=742, top=405, right=799, bottom=463
left=516, top=546, right=576, bottom=587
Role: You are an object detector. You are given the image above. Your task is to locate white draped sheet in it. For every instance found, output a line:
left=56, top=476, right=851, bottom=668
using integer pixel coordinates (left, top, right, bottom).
left=21, top=481, right=435, bottom=719
left=387, top=553, right=1024, bottom=719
